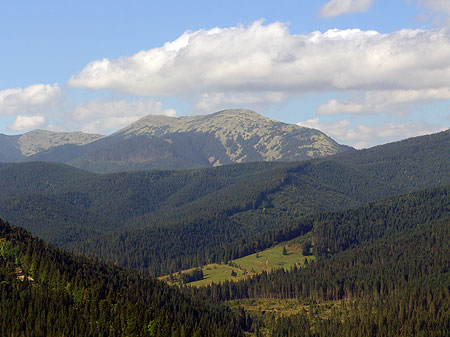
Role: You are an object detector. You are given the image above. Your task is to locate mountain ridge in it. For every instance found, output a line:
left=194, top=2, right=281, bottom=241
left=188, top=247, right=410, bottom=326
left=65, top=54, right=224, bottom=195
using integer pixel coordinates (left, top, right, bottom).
left=117, top=109, right=348, bottom=164
left=0, top=129, right=103, bottom=161
left=0, top=109, right=350, bottom=172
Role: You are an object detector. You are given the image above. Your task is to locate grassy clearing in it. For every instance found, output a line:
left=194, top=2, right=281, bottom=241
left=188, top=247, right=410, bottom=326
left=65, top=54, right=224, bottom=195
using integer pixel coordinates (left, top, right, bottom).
left=228, top=298, right=344, bottom=337
left=227, top=298, right=342, bottom=318
left=233, top=242, right=309, bottom=274
left=228, top=298, right=308, bottom=316
left=159, top=241, right=314, bottom=287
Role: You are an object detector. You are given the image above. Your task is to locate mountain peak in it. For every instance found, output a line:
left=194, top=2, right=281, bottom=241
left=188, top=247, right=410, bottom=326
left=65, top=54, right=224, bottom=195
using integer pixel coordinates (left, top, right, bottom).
left=212, top=108, right=261, bottom=117
left=113, top=109, right=349, bottom=167
left=13, top=129, right=103, bottom=157
left=207, top=109, right=278, bottom=124
left=0, top=109, right=351, bottom=172
left=119, top=109, right=289, bottom=136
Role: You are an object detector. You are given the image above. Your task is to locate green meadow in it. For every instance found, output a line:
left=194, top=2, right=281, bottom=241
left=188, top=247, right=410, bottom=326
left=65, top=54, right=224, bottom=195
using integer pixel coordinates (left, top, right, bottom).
left=160, top=241, right=314, bottom=287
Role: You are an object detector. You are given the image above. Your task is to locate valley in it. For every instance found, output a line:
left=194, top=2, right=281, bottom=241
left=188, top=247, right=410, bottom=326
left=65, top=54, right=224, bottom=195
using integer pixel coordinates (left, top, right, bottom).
left=4, top=2, right=450, bottom=335
left=0, top=129, right=447, bottom=276
left=0, top=125, right=449, bottom=336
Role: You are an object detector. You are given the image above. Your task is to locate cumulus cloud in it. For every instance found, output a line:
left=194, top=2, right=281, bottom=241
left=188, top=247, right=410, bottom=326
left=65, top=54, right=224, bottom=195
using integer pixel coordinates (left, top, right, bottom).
left=318, top=0, right=374, bottom=18
left=72, top=98, right=176, bottom=133
left=297, top=117, right=445, bottom=148
left=9, top=115, right=46, bottom=131
left=0, top=83, right=62, bottom=115
left=68, top=21, right=450, bottom=111
left=317, top=88, right=450, bottom=115
left=195, top=92, right=285, bottom=112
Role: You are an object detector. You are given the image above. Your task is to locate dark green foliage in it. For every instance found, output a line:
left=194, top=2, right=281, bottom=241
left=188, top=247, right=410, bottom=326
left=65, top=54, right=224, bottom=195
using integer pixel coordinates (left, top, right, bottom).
left=334, top=129, right=450, bottom=191
left=181, top=268, right=204, bottom=284
left=263, top=216, right=450, bottom=336
left=190, top=185, right=450, bottom=300
left=0, top=162, right=95, bottom=199
left=0, top=130, right=448, bottom=336
left=0, top=130, right=448, bottom=276
left=302, top=240, right=312, bottom=256
left=0, top=219, right=244, bottom=337
left=313, top=185, right=450, bottom=256
left=188, top=185, right=450, bottom=336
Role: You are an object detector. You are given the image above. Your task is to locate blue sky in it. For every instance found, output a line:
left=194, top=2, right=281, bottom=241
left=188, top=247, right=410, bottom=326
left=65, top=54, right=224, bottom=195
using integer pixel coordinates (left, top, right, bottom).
left=1, top=0, right=449, bottom=148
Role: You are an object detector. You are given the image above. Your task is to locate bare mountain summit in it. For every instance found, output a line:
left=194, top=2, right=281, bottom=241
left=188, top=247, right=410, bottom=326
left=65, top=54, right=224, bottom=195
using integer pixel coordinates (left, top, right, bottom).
left=0, top=109, right=350, bottom=172
left=114, top=109, right=350, bottom=167
left=0, top=129, right=103, bottom=162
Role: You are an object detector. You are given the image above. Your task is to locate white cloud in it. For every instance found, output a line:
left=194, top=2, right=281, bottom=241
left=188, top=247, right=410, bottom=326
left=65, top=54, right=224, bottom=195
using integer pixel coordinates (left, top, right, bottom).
left=318, top=0, right=374, bottom=18
left=72, top=98, right=176, bottom=133
left=0, top=83, right=62, bottom=115
left=317, top=88, right=450, bottom=115
left=297, top=117, right=446, bottom=148
left=9, top=115, right=46, bottom=131
left=68, top=21, right=450, bottom=107
left=195, top=92, right=285, bottom=112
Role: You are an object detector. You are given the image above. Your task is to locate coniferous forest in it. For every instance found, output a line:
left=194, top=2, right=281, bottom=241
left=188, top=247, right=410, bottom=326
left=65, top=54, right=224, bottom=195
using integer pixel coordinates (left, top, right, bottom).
left=0, top=130, right=449, bottom=336
left=0, top=219, right=244, bottom=337
left=0, top=130, right=448, bottom=276
left=188, top=185, right=450, bottom=336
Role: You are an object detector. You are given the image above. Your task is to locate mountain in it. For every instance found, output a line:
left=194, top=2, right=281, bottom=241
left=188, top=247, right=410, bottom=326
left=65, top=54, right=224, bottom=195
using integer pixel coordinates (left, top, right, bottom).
left=0, top=129, right=103, bottom=162
left=1, top=109, right=350, bottom=172
left=0, top=129, right=448, bottom=276
left=112, top=109, right=350, bottom=166
left=0, top=218, right=245, bottom=337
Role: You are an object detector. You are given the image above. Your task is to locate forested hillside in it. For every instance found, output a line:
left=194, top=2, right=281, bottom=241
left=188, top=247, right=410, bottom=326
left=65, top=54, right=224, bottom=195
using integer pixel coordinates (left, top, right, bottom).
left=189, top=185, right=450, bottom=336
left=0, top=219, right=244, bottom=337
left=2, top=184, right=448, bottom=336
left=0, top=130, right=448, bottom=276
left=334, top=128, right=450, bottom=191
left=68, top=130, right=450, bottom=275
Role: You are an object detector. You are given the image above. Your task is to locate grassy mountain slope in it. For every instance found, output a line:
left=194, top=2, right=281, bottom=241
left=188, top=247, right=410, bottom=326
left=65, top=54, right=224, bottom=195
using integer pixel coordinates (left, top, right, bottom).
left=162, top=182, right=450, bottom=288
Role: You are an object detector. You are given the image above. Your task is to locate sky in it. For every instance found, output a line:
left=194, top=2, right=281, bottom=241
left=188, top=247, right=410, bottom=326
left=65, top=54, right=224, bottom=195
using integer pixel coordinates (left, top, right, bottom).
left=1, top=0, right=449, bottom=148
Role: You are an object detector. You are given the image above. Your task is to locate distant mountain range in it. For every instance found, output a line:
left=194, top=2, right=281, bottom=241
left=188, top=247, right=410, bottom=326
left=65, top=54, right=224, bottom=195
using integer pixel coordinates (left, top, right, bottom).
left=0, top=109, right=350, bottom=172
left=0, top=129, right=102, bottom=162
